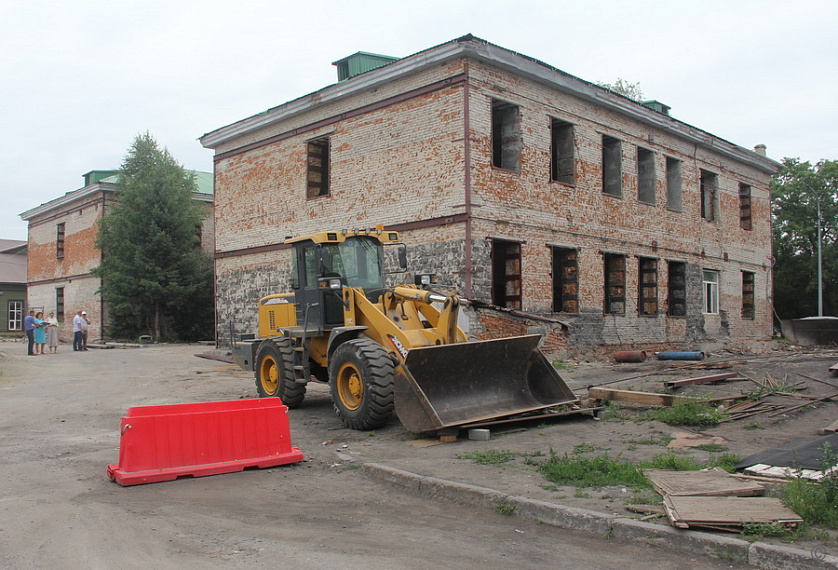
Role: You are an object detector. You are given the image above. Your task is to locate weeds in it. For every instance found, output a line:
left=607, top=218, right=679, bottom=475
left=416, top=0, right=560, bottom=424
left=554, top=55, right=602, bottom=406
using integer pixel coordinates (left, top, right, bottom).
left=456, top=449, right=517, bottom=465
left=622, top=434, right=673, bottom=447
left=551, top=357, right=572, bottom=370
left=537, top=449, right=649, bottom=488
left=742, top=421, right=765, bottom=430
left=573, top=443, right=609, bottom=454
left=780, top=443, right=838, bottom=528
left=641, top=451, right=703, bottom=471
left=691, top=443, right=729, bottom=453
left=707, top=453, right=741, bottom=473
left=643, top=400, right=728, bottom=426
left=495, top=500, right=516, bottom=516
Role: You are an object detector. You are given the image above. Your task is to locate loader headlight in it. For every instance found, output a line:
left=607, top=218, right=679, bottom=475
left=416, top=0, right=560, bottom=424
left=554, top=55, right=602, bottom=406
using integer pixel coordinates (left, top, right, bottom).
left=414, top=273, right=437, bottom=288
left=327, top=278, right=342, bottom=289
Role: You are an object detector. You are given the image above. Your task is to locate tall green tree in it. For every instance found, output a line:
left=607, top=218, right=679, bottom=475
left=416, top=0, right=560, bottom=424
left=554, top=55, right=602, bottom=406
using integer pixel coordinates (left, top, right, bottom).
left=771, top=158, right=838, bottom=318
left=93, top=132, right=214, bottom=341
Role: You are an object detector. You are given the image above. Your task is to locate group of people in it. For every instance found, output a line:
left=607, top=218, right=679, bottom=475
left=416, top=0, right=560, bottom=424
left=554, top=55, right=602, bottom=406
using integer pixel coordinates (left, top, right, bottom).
left=23, top=309, right=91, bottom=355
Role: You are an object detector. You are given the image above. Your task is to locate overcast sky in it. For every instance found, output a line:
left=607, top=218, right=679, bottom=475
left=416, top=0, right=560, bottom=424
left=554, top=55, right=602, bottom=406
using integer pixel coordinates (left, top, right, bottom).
left=2, top=0, right=836, bottom=241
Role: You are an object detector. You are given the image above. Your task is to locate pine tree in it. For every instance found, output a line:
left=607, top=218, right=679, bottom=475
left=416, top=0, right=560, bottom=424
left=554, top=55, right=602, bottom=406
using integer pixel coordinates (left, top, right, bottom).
left=93, top=132, right=214, bottom=341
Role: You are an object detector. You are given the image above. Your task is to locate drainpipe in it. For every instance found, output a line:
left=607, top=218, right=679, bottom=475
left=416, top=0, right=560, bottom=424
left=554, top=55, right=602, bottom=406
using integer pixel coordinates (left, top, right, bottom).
left=463, top=74, right=473, bottom=298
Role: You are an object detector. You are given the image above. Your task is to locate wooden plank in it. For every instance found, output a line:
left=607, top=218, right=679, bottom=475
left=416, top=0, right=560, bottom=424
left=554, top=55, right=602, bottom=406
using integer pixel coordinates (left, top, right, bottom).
left=645, top=468, right=764, bottom=497
left=663, top=496, right=803, bottom=530
left=664, top=372, right=738, bottom=388
left=818, top=418, right=838, bottom=435
left=588, top=388, right=678, bottom=406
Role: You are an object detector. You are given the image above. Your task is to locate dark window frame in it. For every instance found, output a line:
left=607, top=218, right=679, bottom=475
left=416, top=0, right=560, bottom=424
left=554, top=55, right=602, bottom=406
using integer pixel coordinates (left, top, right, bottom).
left=637, top=147, right=656, bottom=204
left=56, top=222, right=66, bottom=260
left=638, top=257, right=658, bottom=316
left=56, top=287, right=65, bottom=322
left=306, top=138, right=330, bottom=199
left=491, top=239, right=522, bottom=309
left=667, top=261, right=687, bottom=317
left=742, top=271, right=755, bottom=320
left=700, top=169, right=719, bottom=222
left=551, top=246, right=579, bottom=313
left=603, top=253, right=626, bottom=315
left=739, top=183, right=752, bottom=230
left=491, top=100, right=522, bottom=172
left=602, top=135, right=622, bottom=197
left=550, top=119, right=575, bottom=185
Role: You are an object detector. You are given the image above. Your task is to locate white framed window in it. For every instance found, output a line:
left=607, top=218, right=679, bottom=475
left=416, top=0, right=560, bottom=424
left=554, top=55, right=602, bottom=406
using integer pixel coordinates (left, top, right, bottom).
left=8, top=300, right=23, bottom=331
left=703, top=270, right=719, bottom=314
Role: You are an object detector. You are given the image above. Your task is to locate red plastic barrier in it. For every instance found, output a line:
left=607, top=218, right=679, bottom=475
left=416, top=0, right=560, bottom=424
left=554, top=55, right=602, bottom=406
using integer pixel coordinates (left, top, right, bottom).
left=107, top=398, right=304, bottom=486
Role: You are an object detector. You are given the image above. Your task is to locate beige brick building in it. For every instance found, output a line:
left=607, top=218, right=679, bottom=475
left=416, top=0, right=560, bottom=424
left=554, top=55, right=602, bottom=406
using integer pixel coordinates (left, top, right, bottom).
left=200, top=35, right=780, bottom=355
left=20, top=170, right=214, bottom=342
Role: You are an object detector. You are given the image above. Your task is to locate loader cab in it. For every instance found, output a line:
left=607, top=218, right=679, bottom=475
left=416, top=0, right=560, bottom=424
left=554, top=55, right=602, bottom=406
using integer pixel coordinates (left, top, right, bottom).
left=290, top=234, right=388, bottom=331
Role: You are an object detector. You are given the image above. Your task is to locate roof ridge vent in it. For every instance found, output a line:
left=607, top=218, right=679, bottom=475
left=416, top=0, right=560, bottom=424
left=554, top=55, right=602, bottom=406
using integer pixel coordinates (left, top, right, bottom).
left=332, top=51, right=399, bottom=81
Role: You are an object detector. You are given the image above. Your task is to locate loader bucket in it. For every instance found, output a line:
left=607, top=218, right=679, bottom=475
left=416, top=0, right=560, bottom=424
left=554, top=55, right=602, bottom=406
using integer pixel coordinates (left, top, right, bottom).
left=393, top=334, right=578, bottom=433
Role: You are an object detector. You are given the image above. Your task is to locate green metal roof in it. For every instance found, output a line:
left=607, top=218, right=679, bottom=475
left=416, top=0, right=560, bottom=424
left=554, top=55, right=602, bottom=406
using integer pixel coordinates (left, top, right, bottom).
left=332, top=51, right=399, bottom=81
left=98, top=170, right=213, bottom=195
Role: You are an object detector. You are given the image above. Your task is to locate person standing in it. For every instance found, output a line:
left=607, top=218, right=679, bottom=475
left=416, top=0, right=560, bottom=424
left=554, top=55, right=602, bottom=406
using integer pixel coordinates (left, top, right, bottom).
left=46, top=311, right=60, bottom=354
left=24, top=309, right=37, bottom=356
left=81, top=311, right=90, bottom=350
left=72, top=310, right=85, bottom=352
left=34, top=312, right=46, bottom=355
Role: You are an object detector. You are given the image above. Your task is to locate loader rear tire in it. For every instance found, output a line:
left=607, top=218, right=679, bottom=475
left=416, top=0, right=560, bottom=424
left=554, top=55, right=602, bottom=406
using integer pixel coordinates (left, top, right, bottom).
left=329, top=338, right=395, bottom=430
left=255, top=338, right=305, bottom=408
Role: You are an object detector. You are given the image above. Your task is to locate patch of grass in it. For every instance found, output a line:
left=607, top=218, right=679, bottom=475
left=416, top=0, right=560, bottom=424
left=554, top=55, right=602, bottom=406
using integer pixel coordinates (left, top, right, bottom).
left=641, top=451, right=703, bottom=471
left=573, top=443, right=609, bottom=454
left=456, top=449, right=517, bottom=465
left=622, top=433, right=674, bottom=447
left=551, top=357, right=572, bottom=370
left=742, top=522, right=802, bottom=541
left=742, top=421, right=765, bottom=430
left=629, top=487, right=663, bottom=505
left=536, top=449, right=649, bottom=488
left=495, top=500, right=516, bottom=516
left=647, top=400, right=728, bottom=426
left=574, top=489, right=590, bottom=499
left=780, top=444, right=838, bottom=528
left=708, top=453, right=741, bottom=473
left=601, top=401, right=627, bottom=421
left=691, top=443, right=729, bottom=453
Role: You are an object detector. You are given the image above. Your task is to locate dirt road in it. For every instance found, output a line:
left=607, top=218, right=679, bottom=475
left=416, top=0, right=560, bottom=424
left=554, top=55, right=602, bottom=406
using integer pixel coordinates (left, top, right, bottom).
left=0, top=341, right=759, bottom=569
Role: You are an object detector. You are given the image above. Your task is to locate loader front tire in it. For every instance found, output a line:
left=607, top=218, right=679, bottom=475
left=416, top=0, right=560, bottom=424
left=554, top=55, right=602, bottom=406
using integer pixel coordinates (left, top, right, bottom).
left=255, top=338, right=305, bottom=408
left=329, top=338, right=395, bottom=430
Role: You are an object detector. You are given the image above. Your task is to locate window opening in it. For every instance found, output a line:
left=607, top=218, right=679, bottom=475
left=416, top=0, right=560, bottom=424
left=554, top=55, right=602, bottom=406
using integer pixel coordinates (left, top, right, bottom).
left=666, top=157, right=682, bottom=211
left=742, top=271, right=755, bottom=320
left=700, top=170, right=718, bottom=221
left=56, top=222, right=65, bottom=259
left=492, top=100, right=521, bottom=171
left=550, top=119, right=574, bottom=184
left=491, top=240, right=522, bottom=309
left=667, top=261, right=687, bottom=316
left=56, top=287, right=64, bottom=322
left=637, top=148, right=656, bottom=204
left=8, top=300, right=23, bottom=331
left=306, top=138, right=330, bottom=199
left=602, top=136, right=622, bottom=196
left=703, top=269, right=720, bottom=314
left=638, top=257, right=658, bottom=315
left=739, top=183, right=752, bottom=230
left=551, top=247, right=578, bottom=313
left=604, top=253, right=626, bottom=315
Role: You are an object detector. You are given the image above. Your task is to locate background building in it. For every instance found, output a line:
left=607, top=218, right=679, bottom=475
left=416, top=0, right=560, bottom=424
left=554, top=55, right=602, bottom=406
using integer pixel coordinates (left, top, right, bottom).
left=0, top=239, right=27, bottom=334
left=20, top=170, right=213, bottom=341
left=200, top=35, right=780, bottom=355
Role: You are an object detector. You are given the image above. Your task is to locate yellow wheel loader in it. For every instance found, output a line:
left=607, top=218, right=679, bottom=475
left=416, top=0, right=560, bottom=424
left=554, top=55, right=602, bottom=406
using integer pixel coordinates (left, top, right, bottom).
left=232, top=228, right=577, bottom=433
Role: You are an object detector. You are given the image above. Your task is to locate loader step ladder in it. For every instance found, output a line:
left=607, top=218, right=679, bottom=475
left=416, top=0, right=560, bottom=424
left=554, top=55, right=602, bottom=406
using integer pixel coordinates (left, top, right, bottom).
left=289, top=332, right=312, bottom=384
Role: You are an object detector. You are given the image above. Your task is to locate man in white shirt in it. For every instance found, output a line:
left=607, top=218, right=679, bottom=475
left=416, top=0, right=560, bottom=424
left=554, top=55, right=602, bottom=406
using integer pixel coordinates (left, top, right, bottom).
left=72, top=311, right=85, bottom=352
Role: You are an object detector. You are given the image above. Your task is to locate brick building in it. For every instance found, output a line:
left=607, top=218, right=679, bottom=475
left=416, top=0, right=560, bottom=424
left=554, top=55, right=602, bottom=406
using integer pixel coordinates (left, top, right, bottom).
left=20, top=170, right=213, bottom=342
left=200, top=35, right=780, bottom=355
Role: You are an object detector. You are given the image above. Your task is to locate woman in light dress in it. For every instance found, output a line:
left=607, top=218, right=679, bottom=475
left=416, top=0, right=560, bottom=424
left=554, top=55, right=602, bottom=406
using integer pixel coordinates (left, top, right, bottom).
left=46, top=311, right=60, bottom=354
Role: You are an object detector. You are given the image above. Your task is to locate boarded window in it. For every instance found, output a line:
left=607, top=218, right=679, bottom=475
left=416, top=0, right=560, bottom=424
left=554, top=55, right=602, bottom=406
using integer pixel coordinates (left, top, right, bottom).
left=604, top=253, right=626, bottom=315
left=637, top=148, right=656, bottom=204
left=742, top=271, right=755, bottom=320
left=56, top=222, right=65, bottom=259
left=668, top=261, right=687, bottom=316
left=491, top=240, right=522, bottom=309
left=703, top=269, right=720, bottom=314
left=602, top=136, right=622, bottom=197
left=700, top=170, right=718, bottom=221
left=492, top=100, right=521, bottom=171
left=638, top=257, right=658, bottom=316
left=550, top=119, right=574, bottom=185
left=739, top=183, right=752, bottom=230
left=666, top=157, right=682, bottom=211
left=551, top=247, right=578, bottom=313
left=306, top=138, right=329, bottom=199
